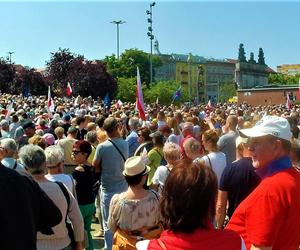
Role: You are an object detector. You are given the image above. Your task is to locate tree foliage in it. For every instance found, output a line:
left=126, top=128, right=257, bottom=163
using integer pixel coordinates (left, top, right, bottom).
left=14, top=67, right=47, bottom=95
left=258, top=48, right=266, bottom=65
left=116, top=77, right=136, bottom=102
left=219, top=81, right=237, bottom=103
left=268, top=73, right=300, bottom=85
left=104, top=49, right=163, bottom=87
left=46, top=48, right=116, bottom=98
left=238, top=43, right=247, bottom=62
left=144, top=81, right=188, bottom=105
left=0, top=59, right=15, bottom=93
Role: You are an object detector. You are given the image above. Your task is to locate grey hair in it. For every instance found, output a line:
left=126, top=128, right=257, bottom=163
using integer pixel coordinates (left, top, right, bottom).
left=19, top=144, right=46, bottom=174
left=128, top=117, right=140, bottom=130
left=45, top=145, right=65, bottom=167
left=86, top=131, right=97, bottom=144
left=0, top=138, right=17, bottom=153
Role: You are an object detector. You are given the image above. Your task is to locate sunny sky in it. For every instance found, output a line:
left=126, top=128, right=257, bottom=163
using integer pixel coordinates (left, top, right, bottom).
left=0, top=0, right=299, bottom=70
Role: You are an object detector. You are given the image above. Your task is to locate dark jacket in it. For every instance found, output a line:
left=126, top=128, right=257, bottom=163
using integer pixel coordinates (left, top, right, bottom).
left=0, top=165, right=62, bottom=250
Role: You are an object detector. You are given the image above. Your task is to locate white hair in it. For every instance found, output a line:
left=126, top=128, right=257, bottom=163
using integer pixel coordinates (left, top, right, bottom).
left=45, top=145, right=65, bottom=167
left=19, top=145, right=46, bottom=174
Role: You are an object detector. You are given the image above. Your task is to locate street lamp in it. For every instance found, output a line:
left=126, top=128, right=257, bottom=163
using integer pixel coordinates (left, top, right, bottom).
left=147, top=2, right=155, bottom=85
left=187, top=53, right=193, bottom=105
left=110, top=20, right=126, bottom=60
left=7, top=51, right=14, bottom=64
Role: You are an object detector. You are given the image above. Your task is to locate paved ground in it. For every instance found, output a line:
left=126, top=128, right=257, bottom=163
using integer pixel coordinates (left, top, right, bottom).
left=91, top=222, right=105, bottom=250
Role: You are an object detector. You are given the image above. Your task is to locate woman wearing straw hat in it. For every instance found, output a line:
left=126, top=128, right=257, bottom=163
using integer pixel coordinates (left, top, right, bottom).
left=108, top=156, right=162, bottom=250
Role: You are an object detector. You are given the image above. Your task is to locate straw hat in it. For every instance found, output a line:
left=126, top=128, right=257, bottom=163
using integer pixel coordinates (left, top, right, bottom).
left=123, top=156, right=150, bottom=177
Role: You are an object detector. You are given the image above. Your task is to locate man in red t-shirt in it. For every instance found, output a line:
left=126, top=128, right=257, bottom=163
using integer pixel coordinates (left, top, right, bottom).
left=226, top=115, right=300, bottom=250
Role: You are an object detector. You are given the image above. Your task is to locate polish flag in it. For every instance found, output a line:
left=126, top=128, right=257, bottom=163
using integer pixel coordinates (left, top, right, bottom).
left=47, top=85, right=55, bottom=113
left=116, top=100, right=123, bottom=109
left=286, top=93, right=293, bottom=110
left=135, top=67, right=146, bottom=120
left=66, top=82, right=72, bottom=96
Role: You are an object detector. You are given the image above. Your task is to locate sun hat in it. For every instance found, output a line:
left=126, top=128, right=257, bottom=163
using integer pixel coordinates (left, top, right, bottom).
left=239, top=115, right=292, bottom=141
left=123, top=156, right=150, bottom=177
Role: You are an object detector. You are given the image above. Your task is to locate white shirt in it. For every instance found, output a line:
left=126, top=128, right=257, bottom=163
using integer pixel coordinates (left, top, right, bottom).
left=1, top=157, right=26, bottom=173
left=196, top=151, right=227, bottom=186
left=45, top=174, right=76, bottom=195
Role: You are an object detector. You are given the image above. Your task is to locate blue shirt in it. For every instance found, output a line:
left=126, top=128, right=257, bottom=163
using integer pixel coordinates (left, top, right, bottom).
left=126, top=131, right=139, bottom=157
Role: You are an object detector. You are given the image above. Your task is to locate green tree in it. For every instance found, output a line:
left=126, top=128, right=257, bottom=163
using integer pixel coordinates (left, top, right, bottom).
left=238, top=43, right=247, bottom=62
left=219, top=81, right=237, bottom=103
left=258, top=48, right=266, bottom=65
left=116, top=77, right=137, bottom=102
left=144, top=81, right=188, bottom=105
left=268, top=73, right=300, bottom=85
left=103, top=49, right=162, bottom=87
left=248, top=52, right=256, bottom=63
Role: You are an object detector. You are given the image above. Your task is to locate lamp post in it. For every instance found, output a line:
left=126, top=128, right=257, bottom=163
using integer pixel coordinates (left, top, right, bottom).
left=7, top=51, right=14, bottom=64
left=147, top=2, right=155, bottom=84
left=110, top=20, right=126, bottom=60
left=187, top=53, right=193, bottom=105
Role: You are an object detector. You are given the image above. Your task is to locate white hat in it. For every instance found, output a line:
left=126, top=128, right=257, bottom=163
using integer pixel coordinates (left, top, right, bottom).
left=239, top=115, right=292, bottom=141
left=235, top=136, right=248, bottom=148
left=123, top=156, right=150, bottom=176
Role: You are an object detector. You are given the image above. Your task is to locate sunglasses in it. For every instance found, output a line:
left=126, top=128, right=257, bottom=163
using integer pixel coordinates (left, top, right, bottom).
left=72, top=151, right=81, bottom=155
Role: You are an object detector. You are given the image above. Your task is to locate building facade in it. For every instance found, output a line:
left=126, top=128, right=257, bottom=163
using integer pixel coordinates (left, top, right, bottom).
left=277, top=64, right=300, bottom=75
left=237, top=86, right=298, bottom=106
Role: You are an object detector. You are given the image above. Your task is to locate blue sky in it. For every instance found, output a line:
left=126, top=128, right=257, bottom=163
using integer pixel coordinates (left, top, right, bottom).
left=0, top=0, right=299, bottom=70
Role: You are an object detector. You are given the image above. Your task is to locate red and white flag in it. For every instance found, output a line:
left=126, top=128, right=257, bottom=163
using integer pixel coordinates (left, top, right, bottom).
left=66, top=82, right=72, bottom=96
left=116, top=99, right=123, bottom=109
left=135, top=67, right=146, bottom=120
left=47, top=85, right=55, bottom=113
left=286, top=93, right=293, bottom=110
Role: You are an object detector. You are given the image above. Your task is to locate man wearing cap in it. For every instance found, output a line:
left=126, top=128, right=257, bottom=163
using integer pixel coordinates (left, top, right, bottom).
left=226, top=116, right=300, bottom=250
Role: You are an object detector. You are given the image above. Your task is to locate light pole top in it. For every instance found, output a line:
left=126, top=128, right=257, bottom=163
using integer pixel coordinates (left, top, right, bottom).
left=110, top=20, right=126, bottom=25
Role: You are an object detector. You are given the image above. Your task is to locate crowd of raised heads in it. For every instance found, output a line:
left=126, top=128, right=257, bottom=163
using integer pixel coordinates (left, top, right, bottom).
left=1, top=92, right=300, bottom=250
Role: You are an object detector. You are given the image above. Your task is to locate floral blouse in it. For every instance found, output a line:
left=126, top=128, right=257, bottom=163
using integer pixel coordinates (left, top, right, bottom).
left=108, top=190, right=161, bottom=232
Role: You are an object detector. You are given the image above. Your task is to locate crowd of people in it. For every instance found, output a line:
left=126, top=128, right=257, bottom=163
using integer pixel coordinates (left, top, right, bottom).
left=1, top=92, right=300, bottom=250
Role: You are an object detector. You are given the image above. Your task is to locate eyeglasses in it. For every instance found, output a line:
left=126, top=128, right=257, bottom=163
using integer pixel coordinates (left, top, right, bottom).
left=72, top=151, right=81, bottom=155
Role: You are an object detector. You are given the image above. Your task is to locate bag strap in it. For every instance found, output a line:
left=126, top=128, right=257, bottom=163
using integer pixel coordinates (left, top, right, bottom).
left=55, top=181, right=70, bottom=221
left=206, top=155, right=212, bottom=169
left=68, top=174, right=77, bottom=200
left=108, top=139, right=126, bottom=161
left=13, top=160, right=18, bottom=170
left=154, top=148, right=163, bottom=159
left=150, top=189, right=159, bottom=201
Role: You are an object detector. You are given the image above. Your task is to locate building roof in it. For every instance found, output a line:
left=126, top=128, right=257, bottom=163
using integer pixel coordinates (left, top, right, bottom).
left=238, top=85, right=298, bottom=91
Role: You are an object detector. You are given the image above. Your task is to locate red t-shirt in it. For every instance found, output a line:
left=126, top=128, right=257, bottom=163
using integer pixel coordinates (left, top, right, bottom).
left=148, top=228, right=242, bottom=250
left=226, top=168, right=300, bottom=250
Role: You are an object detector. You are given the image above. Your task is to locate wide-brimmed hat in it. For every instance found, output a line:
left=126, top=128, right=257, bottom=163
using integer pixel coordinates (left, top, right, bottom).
left=123, top=156, right=150, bottom=177
left=239, top=115, right=292, bottom=141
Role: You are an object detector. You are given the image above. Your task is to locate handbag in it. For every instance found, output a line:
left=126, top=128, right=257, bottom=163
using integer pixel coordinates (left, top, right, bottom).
left=112, top=223, right=164, bottom=250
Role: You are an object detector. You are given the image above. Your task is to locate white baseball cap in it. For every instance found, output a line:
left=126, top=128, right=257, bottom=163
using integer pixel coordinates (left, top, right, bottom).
left=239, top=115, right=292, bottom=141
